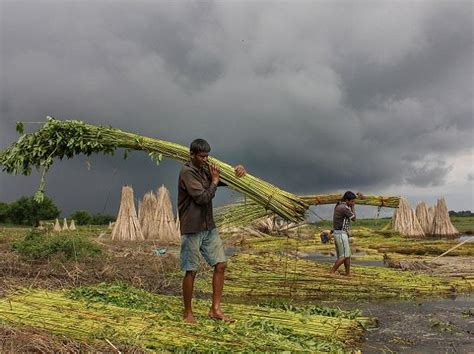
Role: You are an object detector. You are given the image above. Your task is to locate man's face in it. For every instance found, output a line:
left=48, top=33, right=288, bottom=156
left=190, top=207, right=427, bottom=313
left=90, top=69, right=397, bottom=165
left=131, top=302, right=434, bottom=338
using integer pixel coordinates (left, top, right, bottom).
left=190, top=151, right=209, bottom=168
left=346, top=199, right=356, bottom=207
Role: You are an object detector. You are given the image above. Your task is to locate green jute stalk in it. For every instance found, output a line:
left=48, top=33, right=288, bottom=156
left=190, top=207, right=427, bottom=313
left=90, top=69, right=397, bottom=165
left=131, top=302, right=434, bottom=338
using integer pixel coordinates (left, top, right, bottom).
left=0, top=288, right=369, bottom=351
left=0, top=118, right=308, bottom=222
left=216, top=193, right=400, bottom=227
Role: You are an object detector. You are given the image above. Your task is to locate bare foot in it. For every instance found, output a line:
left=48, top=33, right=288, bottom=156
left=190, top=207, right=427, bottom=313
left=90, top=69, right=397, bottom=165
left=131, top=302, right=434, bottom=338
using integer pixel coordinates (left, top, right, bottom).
left=183, top=313, right=195, bottom=323
left=329, top=272, right=339, bottom=277
left=208, top=308, right=235, bottom=323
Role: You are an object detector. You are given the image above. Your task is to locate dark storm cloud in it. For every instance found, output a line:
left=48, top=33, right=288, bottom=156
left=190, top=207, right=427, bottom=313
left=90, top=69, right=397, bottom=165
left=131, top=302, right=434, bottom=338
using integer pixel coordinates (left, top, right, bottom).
left=1, top=1, right=473, bottom=215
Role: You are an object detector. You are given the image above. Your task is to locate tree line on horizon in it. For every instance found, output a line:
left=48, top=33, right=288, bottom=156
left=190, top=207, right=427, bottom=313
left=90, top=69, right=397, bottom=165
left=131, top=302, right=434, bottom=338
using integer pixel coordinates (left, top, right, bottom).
left=0, top=196, right=115, bottom=226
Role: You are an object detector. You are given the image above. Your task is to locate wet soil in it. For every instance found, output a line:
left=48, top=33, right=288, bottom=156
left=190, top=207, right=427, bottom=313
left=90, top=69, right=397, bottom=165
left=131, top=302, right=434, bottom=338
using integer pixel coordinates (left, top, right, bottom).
left=355, top=295, right=474, bottom=353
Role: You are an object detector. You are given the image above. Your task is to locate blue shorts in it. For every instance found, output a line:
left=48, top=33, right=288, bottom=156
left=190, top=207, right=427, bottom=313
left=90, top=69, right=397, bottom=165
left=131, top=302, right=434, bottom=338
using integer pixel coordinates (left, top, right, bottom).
left=180, top=228, right=227, bottom=272
left=333, top=231, right=351, bottom=259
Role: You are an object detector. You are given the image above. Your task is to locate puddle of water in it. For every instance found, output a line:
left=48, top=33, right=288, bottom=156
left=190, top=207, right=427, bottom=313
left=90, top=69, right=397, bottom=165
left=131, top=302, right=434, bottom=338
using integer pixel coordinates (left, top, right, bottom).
left=225, top=246, right=241, bottom=257
left=456, top=235, right=474, bottom=242
left=302, top=252, right=384, bottom=267
left=355, top=295, right=474, bottom=353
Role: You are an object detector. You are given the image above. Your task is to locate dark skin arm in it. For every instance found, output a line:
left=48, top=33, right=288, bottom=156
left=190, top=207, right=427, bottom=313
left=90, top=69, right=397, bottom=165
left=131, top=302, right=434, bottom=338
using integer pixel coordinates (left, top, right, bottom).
left=210, top=163, right=246, bottom=186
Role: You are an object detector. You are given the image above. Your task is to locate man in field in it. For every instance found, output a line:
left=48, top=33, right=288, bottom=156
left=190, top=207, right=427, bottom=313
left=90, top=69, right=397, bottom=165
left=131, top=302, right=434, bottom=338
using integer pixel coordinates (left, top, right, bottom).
left=178, top=138, right=246, bottom=323
left=330, top=191, right=357, bottom=276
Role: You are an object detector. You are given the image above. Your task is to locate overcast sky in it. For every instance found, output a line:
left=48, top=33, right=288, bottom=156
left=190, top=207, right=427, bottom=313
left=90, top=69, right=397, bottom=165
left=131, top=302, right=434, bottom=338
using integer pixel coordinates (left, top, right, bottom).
left=0, top=1, right=473, bottom=219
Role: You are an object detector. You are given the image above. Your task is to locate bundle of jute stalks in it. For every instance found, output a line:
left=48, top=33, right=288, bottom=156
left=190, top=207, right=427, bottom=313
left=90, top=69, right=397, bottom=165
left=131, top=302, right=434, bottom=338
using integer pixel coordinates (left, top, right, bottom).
left=216, top=193, right=400, bottom=227
left=301, top=193, right=400, bottom=208
left=0, top=118, right=308, bottom=222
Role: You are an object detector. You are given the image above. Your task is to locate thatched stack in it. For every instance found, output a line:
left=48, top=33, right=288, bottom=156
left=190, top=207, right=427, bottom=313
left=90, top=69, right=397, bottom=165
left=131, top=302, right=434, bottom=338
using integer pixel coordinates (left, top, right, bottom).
left=139, top=191, right=158, bottom=239
left=429, top=206, right=435, bottom=221
left=392, top=198, right=425, bottom=237
left=111, top=186, right=144, bottom=241
left=431, top=197, right=459, bottom=237
left=69, top=219, right=76, bottom=231
left=62, top=218, right=69, bottom=231
left=175, top=213, right=181, bottom=235
left=415, top=202, right=433, bottom=235
left=154, top=185, right=180, bottom=243
left=53, top=219, right=61, bottom=232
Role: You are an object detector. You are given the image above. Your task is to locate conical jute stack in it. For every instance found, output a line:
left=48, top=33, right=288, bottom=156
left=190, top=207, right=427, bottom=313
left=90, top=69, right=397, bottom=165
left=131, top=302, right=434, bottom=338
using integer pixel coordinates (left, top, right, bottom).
left=53, top=218, right=61, bottom=232
left=111, top=185, right=144, bottom=241
left=175, top=212, right=181, bottom=235
left=62, top=218, right=69, bottom=231
left=431, top=197, right=459, bottom=238
left=392, top=197, right=425, bottom=238
left=415, top=202, right=433, bottom=235
left=69, top=219, right=77, bottom=231
left=154, top=185, right=180, bottom=243
left=138, top=191, right=158, bottom=239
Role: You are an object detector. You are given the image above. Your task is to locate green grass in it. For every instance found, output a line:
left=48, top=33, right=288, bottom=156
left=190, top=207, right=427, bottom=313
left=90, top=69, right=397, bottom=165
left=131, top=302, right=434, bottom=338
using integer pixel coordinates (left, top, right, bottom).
left=450, top=216, right=474, bottom=233
left=10, top=229, right=102, bottom=260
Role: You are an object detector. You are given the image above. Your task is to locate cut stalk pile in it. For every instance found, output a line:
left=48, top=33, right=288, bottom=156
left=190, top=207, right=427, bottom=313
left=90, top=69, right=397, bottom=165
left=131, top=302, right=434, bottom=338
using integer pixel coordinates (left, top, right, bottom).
left=0, top=285, right=372, bottom=351
left=196, top=253, right=473, bottom=300
left=0, top=118, right=308, bottom=222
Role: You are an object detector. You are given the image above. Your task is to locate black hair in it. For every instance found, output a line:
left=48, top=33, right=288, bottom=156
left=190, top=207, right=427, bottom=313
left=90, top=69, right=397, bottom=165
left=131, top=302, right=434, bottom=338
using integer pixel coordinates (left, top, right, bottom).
left=342, top=191, right=357, bottom=201
left=190, top=139, right=211, bottom=154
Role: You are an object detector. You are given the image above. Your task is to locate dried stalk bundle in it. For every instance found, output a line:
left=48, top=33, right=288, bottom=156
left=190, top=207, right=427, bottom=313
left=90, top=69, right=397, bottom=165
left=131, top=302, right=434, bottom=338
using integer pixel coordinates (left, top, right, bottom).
left=175, top=213, right=180, bottom=235
left=0, top=118, right=307, bottom=222
left=415, top=202, right=433, bottom=235
left=431, top=197, right=459, bottom=238
left=154, top=185, right=180, bottom=243
left=216, top=193, right=400, bottom=227
left=392, top=198, right=425, bottom=238
left=69, top=219, right=76, bottom=231
left=62, top=218, right=69, bottom=231
left=138, top=191, right=157, bottom=239
left=53, top=219, right=61, bottom=232
left=111, top=186, right=144, bottom=241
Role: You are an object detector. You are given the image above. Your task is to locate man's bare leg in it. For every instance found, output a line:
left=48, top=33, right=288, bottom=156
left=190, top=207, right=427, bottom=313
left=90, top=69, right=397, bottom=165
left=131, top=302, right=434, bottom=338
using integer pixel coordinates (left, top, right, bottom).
left=183, top=271, right=196, bottom=323
left=343, top=257, right=351, bottom=276
left=208, top=262, right=234, bottom=322
left=331, top=258, right=345, bottom=274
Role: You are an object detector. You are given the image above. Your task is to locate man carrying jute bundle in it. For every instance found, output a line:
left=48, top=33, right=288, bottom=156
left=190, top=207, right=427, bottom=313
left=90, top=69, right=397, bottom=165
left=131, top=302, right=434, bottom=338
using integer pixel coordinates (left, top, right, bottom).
left=178, top=138, right=246, bottom=323
left=331, top=191, right=357, bottom=276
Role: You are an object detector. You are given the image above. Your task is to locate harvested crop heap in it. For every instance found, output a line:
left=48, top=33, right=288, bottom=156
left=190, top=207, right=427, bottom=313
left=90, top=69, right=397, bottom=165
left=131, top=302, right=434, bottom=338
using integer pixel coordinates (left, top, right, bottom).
left=0, top=283, right=373, bottom=351
left=195, top=253, right=473, bottom=300
left=392, top=198, right=425, bottom=238
left=431, top=197, right=459, bottom=237
left=111, top=186, right=144, bottom=241
left=154, top=185, right=180, bottom=243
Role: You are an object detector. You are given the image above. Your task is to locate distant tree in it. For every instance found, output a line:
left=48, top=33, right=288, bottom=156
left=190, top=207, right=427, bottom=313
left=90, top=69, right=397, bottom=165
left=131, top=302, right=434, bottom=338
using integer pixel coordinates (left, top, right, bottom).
left=91, top=213, right=116, bottom=225
left=70, top=210, right=93, bottom=225
left=0, top=202, right=9, bottom=223
left=7, top=196, right=60, bottom=226
left=449, top=210, right=473, bottom=217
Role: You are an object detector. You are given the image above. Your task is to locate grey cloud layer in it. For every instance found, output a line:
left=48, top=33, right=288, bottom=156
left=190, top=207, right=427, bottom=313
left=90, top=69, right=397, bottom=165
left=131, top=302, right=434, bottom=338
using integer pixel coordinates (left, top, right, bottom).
left=1, top=1, right=472, bottom=214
